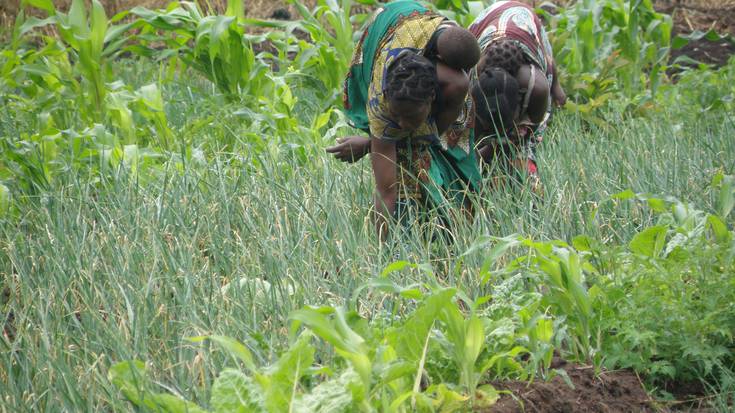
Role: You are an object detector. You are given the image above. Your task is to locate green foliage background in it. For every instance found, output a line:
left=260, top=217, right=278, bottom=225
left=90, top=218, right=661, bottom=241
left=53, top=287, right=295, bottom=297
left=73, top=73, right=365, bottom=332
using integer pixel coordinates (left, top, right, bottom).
left=1, top=0, right=734, bottom=411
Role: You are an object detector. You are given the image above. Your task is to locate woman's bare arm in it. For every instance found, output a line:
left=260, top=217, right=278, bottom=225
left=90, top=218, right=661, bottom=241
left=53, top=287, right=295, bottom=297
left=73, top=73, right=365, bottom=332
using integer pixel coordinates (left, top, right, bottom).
left=435, top=61, right=470, bottom=135
left=370, top=137, right=398, bottom=241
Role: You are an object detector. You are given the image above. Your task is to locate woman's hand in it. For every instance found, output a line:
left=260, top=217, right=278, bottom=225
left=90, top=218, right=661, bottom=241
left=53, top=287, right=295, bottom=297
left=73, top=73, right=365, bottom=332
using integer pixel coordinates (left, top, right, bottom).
left=552, top=83, right=567, bottom=107
left=551, top=64, right=567, bottom=107
left=326, top=136, right=371, bottom=163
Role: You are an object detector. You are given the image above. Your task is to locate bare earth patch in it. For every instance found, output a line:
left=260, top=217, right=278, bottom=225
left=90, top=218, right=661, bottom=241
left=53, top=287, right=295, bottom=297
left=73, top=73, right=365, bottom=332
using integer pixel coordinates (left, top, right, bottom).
left=654, top=0, right=735, bottom=67
left=483, top=358, right=657, bottom=413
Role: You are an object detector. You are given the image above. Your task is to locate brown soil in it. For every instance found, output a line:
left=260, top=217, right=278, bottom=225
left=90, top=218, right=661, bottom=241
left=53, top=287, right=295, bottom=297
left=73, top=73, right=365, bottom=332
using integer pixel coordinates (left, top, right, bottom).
left=654, top=0, right=735, bottom=68
left=483, top=358, right=659, bottom=413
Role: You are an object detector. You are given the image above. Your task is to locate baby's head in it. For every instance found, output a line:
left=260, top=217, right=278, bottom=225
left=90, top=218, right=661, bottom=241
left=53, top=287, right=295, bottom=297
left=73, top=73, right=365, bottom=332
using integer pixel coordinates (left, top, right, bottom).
left=472, top=67, right=519, bottom=138
left=479, top=39, right=525, bottom=77
left=436, top=26, right=481, bottom=71
left=385, top=51, right=438, bottom=131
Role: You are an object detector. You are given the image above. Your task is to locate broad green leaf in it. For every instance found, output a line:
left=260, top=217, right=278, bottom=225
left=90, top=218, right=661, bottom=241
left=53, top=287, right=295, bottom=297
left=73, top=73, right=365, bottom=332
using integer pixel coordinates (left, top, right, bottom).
left=716, top=175, right=734, bottom=218
left=464, top=316, right=485, bottom=368
left=22, top=0, right=56, bottom=14
left=312, top=110, right=332, bottom=130
left=68, top=0, right=90, bottom=37
left=0, top=184, right=10, bottom=216
left=707, top=215, right=732, bottom=244
left=629, top=225, right=667, bottom=258
left=378, top=360, right=415, bottom=383
left=260, top=333, right=315, bottom=412
left=364, top=277, right=423, bottom=299
left=572, top=235, right=593, bottom=251
left=535, top=318, right=553, bottom=343
left=188, top=335, right=256, bottom=371
left=612, top=189, right=636, bottom=200
left=426, top=383, right=469, bottom=411
left=108, top=360, right=150, bottom=405
left=290, top=307, right=346, bottom=352
left=225, top=0, right=245, bottom=23
left=388, top=288, right=456, bottom=364
left=647, top=197, right=667, bottom=213
left=208, top=16, right=236, bottom=64
left=108, top=361, right=206, bottom=413
left=145, top=394, right=208, bottom=413
left=479, top=236, right=522, bottom=280
left=294, top=368, right=359, bottom=413
left=380, top=260, right=414, bottom=277
left=90, top=0, right=108, bottom=58
left=474, top=384, right=501, bottom=408
left=289, top=307, right=370, bottom=390
left=19, top=16, right=58, bottom=36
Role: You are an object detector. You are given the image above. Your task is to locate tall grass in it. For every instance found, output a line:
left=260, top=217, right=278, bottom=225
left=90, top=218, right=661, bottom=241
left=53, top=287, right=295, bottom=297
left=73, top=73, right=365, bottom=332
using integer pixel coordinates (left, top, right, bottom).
left=1, top=56, right=733, bottom=410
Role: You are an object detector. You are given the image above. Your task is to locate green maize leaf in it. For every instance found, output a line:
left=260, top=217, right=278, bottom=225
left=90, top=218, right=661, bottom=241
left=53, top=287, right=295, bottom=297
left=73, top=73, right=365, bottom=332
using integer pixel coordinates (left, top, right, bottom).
left=68, top=0, right=90, bottom=37
left=22, top=0, right=56, bottom=14
left=706, top=215, right=732, bottom=244
left=188, top=335, right=257, bottom=371
left=290, top=307, right=345, bottom=351
left=208, top=16, right=236, bottom=64
left=290, top=306, right=372, bottom=394
left=18, top=16, right=58, bottom=36
left=259, top=333, right=315, bottom=412
left=380, top=260, right=414, bottom=277
left=388, top=288, right=456, bottom=364
left=716, top=175, right=734, bottom=218
left=672, top=29, right=730, bottom=50
left=464, top=316, right=485, bottom=367
left=225, top=0, right=245, bottom=23
left=0, top=183, right=10, bottom=216
left=378, top=360, right=415, bottom=383
left=130, top=7, right=186, bottom=31
left=109, top=361, right=207, bottom=413
left=89, top=0, right=108, bottom=58
left=361, top=277, right=423, bottom=300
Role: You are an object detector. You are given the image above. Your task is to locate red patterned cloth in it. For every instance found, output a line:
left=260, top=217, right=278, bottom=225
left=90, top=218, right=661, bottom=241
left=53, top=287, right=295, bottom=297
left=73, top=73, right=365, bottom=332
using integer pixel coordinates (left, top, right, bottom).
left=469, top=1, right=554, bottom=81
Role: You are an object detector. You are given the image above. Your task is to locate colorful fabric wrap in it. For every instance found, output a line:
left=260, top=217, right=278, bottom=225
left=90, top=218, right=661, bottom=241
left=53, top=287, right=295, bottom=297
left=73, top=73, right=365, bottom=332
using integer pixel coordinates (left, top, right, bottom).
left=343, top=1, right=481, bottom=209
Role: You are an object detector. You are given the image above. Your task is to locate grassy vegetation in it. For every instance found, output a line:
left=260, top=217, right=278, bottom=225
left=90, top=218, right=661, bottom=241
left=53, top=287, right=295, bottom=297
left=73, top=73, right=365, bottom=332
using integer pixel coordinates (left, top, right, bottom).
left=1, top=0, right=734, bottom=411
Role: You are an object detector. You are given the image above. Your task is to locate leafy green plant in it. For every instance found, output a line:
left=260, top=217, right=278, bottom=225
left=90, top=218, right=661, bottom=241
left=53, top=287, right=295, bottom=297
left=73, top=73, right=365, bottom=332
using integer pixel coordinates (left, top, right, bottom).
left=125, top=1, right=273, bottom=100
left=109, top=266, right=556, bottom=413
left=431, top=0, right=486, bottom=28
left=16, top=0, right=123, bottom=122
left=589, top=175, right=735, bottom=385
left=546, top=0, right=672, bottom=109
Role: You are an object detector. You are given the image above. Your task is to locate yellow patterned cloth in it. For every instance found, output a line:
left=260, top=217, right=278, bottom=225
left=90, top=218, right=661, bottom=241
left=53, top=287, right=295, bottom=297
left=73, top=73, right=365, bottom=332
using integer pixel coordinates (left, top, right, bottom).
left=367, top=14, right=444, bottom=202
left=367, top=14, right=445, bottom=143
left=344, top=4, right=479, bottom=205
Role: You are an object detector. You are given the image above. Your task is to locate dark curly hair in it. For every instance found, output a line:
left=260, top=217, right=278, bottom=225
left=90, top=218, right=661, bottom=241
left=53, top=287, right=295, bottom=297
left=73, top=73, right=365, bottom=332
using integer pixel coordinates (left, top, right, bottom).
left=472, top=66, right=519, bottom=136
left=483, top=39, right=526, bottom=77
left=384, top=51, right=438, bottom=104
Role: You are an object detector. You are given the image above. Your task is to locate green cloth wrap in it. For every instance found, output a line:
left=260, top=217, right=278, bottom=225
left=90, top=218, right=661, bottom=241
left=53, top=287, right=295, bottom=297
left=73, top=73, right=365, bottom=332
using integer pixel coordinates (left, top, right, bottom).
left=345, top=1, right=429, bottom=131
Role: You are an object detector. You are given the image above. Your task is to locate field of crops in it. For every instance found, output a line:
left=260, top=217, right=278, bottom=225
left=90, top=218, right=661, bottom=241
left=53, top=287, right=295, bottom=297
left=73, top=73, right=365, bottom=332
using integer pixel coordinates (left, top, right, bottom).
left=1, top=0, right=734, bottom=411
